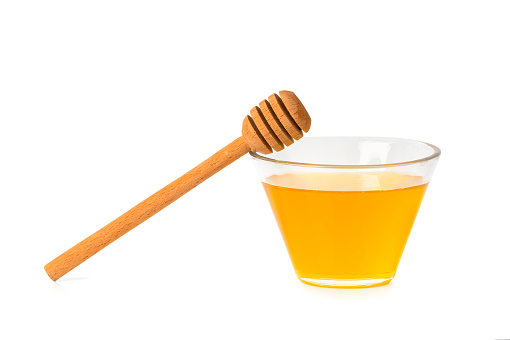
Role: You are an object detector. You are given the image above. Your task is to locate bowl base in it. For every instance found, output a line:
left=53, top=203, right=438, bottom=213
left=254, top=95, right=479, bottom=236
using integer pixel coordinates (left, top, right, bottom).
left=298, top=277, right=393, bottom=289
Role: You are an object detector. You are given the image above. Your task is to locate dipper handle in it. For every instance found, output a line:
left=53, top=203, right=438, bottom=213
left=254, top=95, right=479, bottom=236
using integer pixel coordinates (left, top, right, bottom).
left=44, top=137, right=250, bottom=281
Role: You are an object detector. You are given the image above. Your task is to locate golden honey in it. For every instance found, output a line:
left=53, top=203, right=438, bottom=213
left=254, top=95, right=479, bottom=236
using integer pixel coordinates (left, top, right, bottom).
left=262, top=172, right=427, bottom=288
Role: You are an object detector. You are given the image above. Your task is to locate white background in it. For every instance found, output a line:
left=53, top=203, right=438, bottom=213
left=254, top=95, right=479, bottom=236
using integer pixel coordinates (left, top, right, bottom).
left=1, top=1, right=509, bottom=339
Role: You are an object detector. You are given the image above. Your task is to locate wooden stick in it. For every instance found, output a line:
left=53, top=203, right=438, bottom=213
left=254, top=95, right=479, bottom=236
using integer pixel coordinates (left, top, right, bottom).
left=44, top=137, right=250, bottom=281
left=44, top=90, right=311, bottom=281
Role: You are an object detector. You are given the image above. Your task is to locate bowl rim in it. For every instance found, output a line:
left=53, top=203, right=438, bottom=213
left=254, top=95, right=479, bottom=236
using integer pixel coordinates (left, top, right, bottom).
left=248, top=136, right=441, bottom=169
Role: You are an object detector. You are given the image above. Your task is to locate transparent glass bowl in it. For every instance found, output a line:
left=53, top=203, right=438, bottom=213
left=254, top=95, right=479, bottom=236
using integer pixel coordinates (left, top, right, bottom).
left=250, top=137, right=440, bottom=288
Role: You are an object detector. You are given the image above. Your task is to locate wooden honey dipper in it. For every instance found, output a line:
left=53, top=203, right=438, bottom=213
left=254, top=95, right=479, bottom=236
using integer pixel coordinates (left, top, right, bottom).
left=45, top=90, right=311, bottom=281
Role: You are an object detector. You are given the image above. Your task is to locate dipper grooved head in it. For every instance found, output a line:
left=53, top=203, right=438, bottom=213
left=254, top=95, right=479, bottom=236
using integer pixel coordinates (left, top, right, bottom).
left=242, top=91, right=311, bottom=154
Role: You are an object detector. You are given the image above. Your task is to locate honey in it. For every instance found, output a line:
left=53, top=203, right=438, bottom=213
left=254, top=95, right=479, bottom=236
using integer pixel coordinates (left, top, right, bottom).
left=262, top=172, right=427, bottom=287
